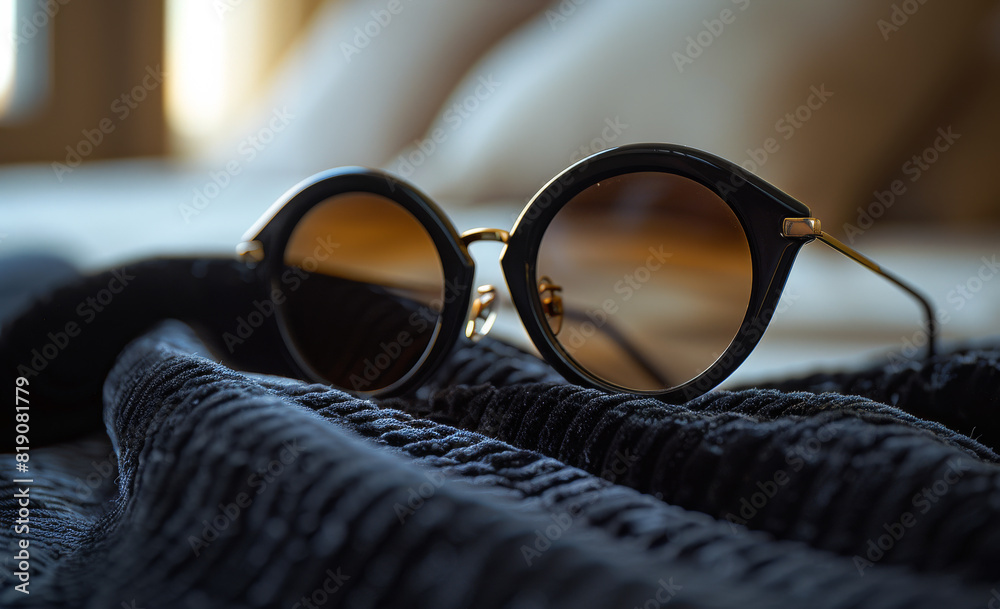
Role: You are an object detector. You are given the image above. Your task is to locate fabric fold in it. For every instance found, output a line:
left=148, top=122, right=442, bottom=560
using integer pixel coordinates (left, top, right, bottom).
left=3, top=322, right=998, bottom=608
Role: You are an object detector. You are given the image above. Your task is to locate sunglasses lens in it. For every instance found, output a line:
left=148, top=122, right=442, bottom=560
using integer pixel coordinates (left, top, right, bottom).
left=536, top=172, right=753, bottom=392
left=281, top=192, right=445, bottom=392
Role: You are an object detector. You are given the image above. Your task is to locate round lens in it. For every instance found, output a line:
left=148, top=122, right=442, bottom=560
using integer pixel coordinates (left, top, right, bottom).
left=535, top=172, right=753, bottom=392
left=280, top=192, right=445, bottom=392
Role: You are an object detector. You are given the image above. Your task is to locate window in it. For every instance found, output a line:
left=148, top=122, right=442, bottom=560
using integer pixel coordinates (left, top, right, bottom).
left=0, top=0, right=321, bottom=162
left=0, top=0, right=49, bottom=123
left=1, top=0, right=19, bottom=116
left=165, top=0, right=321, bottom=155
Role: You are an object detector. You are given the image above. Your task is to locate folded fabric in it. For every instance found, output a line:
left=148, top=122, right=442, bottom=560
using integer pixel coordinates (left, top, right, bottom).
left=2, top=320, right=998, bottom=608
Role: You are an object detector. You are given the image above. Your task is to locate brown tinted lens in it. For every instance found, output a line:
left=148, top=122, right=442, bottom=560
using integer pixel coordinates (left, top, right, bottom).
left=536, top=172, right=753, bottom=392
left=281, top=193, right=444, bottom=392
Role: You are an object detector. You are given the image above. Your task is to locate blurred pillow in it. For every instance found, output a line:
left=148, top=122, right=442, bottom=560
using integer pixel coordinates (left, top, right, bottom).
left=398, top=0, right=1000, bottom=227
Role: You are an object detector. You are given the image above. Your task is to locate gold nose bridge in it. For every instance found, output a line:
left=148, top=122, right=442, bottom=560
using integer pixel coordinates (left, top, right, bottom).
left=459, top=227, right=509, bottom=246
left=459, top=228, right=508, bottom=342
left=458, top=230, right=565, bottom=340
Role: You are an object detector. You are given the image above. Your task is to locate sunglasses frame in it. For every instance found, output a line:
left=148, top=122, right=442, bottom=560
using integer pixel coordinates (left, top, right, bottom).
left=240, top=143, right=933, bottom=402
left=502, top=144, right=812, bottom=401
left=242, top=167, right=478, bottom=397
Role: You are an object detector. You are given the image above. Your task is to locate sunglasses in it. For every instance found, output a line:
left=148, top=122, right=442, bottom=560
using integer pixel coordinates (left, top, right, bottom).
left=236, top=143, right=936, bottom=402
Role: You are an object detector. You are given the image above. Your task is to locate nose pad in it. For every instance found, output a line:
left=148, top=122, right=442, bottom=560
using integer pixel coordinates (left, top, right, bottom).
left=465, top=285, right=498, bottom=342
left=537, top=276, right=563, bottom=335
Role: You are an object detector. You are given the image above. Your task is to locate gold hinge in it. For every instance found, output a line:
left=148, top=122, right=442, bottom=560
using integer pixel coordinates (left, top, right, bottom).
left=782, top=217, right=822, bottom=238
left=460, top=228, right=509, bottom=246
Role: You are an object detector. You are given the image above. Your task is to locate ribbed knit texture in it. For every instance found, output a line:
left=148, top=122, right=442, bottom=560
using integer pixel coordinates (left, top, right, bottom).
left=2, top=324, right=999, bottom=608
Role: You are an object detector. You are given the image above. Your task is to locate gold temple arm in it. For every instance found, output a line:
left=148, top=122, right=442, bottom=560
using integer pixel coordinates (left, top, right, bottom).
left=560, top=307, right=674, bottom=388
left=536, top=276, right=672, bottom=387
left=783, top=218, right=937, bottom=359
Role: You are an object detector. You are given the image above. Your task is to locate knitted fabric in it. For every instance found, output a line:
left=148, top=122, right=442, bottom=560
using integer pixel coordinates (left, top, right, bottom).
left=1, top=257, right=998, bottom=608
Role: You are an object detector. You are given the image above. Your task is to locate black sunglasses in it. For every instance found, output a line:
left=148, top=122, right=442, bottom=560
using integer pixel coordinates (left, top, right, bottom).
left=235, top=143, right=936, bottom=402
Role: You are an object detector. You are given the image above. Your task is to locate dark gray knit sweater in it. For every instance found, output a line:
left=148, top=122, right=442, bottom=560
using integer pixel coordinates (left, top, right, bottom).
left=1, top=256, right=998, bottom=608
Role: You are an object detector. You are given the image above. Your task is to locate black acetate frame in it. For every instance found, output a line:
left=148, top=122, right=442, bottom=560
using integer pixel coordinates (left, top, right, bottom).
left=241, top=168, right=477, bottom=397
left=239, top=143, right=937, bottom=402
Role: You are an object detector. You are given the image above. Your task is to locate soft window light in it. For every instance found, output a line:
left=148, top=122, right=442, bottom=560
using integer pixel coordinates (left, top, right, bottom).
left=0, top=0, right=15, bottom=115
left=165, top=0, right=229, bottom=148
